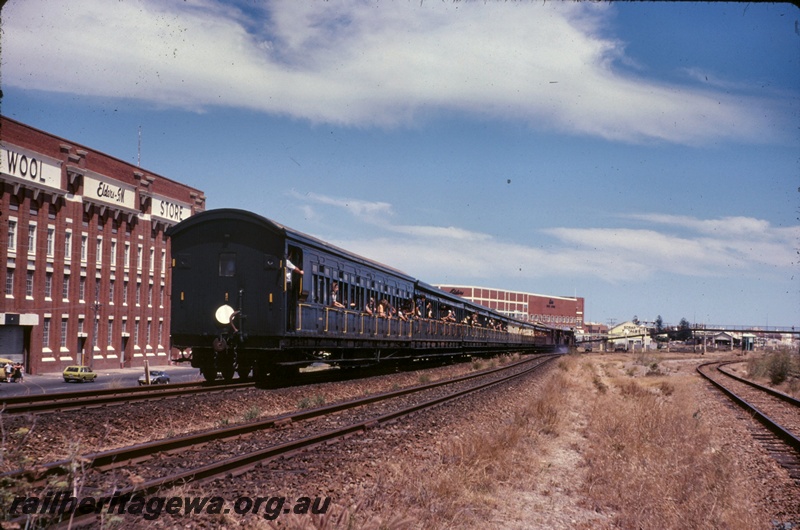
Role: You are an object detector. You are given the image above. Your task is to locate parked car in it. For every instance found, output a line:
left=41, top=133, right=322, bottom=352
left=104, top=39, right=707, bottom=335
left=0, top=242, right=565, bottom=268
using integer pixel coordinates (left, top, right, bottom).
left=138, top=370, right=170, bottom=385
left=63, top=365, right=97, bottom=383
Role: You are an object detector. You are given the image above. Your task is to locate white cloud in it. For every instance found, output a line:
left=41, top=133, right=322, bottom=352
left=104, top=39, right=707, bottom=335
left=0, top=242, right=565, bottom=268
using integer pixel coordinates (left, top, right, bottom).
left=288, top=190, right=394, bottom=219
left=303, top=196, right=798, bottom=284
left=620, top=213, right=800, bottom=268
left=388, top=225, right=491, bottom=241
left=625, top=213, right=772, bottom=236
left=543, top=216, right=799, bottom=275
left=336, top=230, right=650, bottom=285
left=2, top=0, right=788, bottom=144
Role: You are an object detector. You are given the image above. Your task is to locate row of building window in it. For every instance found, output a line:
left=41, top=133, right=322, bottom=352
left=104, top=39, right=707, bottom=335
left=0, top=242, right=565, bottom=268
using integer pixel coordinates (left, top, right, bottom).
left=491, top=311, right=580, bottom=326
left=530, top=313, right=581, bottom=326
left=468, top=289, right=532, bottom=303
left=40, top=315, right=164, bottom=352
left=473, top=299, right=529, bottom=314
left=7, top=218, right=166, bottom=272
left=4, top=267, right=164, bottom=306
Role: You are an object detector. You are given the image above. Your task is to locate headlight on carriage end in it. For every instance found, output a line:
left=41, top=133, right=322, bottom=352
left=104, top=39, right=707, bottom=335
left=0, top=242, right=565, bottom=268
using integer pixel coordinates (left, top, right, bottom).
left=215, top=304, right=235, bottom=326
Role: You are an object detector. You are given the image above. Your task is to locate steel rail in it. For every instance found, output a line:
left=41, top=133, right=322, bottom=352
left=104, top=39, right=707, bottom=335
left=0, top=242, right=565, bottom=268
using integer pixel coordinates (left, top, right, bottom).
left=697, top=361, right=800, bottom=454
left=10, top=355, right=557, bottom=529
left=0, top=380, right=255, bottom=415
left=2, top=354, right=554, bottom=487
left=2, top=349, right=554, bottom=415
left=716, top=361, right=800, bottom=407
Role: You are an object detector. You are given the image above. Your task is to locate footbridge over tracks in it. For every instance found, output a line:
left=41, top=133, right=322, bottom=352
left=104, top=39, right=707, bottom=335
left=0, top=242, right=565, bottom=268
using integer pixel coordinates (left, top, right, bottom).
left=576, top=324, right=799, bottom=351
left=689, top=325, right=799, bottom=335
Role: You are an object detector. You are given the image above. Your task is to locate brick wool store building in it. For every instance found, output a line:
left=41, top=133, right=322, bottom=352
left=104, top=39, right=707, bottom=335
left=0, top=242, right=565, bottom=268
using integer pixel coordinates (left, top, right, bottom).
left=0, top=116, right=205, bottom=374
left=435, top=284, right=585, bottom=331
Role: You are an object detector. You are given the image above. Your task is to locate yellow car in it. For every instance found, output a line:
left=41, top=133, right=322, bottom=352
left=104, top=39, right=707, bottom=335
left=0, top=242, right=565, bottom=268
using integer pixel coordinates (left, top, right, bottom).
left=63, top=365, right=97, bottom=383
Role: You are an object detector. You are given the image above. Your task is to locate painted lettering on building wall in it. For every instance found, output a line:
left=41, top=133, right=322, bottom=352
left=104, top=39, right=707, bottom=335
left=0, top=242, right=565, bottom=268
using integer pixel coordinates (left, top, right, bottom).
left=152, top=195, right=192, bottom=223
left=96, top=182, right=126, bottom=203
left=7, top=151, right=44, bottom=182
left=0, top=144, right=62, bottom=190
left=83, top=173, right=136, bottom=210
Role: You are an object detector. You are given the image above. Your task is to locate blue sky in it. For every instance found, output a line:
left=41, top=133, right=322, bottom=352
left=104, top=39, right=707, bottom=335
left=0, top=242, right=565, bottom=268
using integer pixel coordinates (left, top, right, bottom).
left=2, top=1, right=798, bottom=328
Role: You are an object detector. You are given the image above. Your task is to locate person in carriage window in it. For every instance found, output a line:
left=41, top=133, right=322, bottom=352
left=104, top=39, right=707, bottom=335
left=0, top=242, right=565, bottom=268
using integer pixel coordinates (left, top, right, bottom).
left=286, top=254, right=303, bottom=286
left=365, top=297, right=376, bottom=315
left=330, top=281, right=345, bottom=309
left=286, top=252, right=304, bottom=330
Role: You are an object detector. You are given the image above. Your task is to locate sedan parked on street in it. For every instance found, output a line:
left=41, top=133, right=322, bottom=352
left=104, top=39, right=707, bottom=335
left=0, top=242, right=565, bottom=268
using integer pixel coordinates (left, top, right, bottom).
left=138, top=370, right=171, bottom=385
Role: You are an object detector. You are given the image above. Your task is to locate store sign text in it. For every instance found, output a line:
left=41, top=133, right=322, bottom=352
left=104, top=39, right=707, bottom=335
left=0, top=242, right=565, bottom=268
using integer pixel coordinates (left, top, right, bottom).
left=83, top=174, right=135, bottom=210
left=0, top=146, right=62, bottom=190
left=153, top=196, right=192, bottom=223
left=97, top=182, right=126, bottom=203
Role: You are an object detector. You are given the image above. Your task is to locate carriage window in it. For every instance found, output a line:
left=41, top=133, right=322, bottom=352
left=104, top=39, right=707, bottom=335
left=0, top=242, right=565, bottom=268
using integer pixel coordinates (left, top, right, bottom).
left=313, top=274, right=326, bottom=304
left=219, top=253, right=236, bottom=277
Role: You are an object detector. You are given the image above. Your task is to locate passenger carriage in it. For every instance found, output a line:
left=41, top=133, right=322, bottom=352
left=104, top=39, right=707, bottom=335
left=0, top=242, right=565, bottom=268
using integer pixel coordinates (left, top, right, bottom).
left=168, top=209, right=569, bottom=383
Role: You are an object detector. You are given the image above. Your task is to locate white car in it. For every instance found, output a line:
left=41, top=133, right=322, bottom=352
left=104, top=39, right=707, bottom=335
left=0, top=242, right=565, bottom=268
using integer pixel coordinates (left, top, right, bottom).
left=138, top=370, right=170, bottom=385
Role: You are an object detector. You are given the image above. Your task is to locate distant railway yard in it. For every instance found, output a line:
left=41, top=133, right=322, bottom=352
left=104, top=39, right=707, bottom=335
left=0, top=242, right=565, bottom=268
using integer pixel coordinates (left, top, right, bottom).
left=1, top=349, right=799, bottom=529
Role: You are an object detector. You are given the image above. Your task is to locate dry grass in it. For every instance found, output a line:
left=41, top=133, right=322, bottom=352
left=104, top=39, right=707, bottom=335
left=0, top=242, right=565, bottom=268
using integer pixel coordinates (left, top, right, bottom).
left=582, top=360, right=762, bottom=530
left=378, top=362, right=574, bottom=529
left=371, top=353, right=766, bottom=529
left=746, top=348, right=800, bottom=395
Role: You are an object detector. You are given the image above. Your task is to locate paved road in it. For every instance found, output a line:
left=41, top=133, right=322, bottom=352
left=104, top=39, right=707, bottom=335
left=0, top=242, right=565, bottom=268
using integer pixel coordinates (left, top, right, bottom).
left=0, top=364, right=205, bottom=398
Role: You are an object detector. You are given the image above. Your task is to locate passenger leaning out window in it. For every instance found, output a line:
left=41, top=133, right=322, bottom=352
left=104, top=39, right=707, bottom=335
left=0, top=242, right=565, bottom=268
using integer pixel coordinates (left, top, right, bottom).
left=330, top=281, right=345, bottom=308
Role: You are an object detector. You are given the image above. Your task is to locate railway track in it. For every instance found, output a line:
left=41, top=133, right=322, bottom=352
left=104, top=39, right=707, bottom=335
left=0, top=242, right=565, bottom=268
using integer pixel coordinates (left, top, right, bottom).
left=0, top=356, right=504, bottom=415
left=697, top=360, right=800, bottom=482
left=0, top=379, right=255, bottom=415
left=2, top=353, right=558, bottom=528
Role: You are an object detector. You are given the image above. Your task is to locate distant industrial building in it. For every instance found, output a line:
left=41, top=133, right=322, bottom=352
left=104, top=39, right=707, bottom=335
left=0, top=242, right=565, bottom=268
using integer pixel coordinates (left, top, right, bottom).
left=0, top=116, right=205, bottom=374
left=582, top=322, right=608, bottom=336
left=608, top=320, right=652, bottom=351
left=435, top=284, right=584, bottom=330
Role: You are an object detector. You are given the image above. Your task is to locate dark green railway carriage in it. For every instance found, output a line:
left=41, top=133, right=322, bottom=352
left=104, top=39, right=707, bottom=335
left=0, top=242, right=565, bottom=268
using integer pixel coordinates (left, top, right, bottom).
left=168, top=209, right=567, bottom=384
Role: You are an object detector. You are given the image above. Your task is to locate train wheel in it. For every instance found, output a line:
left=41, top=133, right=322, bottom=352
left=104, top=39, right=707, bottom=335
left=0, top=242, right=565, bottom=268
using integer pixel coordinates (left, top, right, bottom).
left=200, top=363, right=217, bottom=382
left=253, top=360, right=272, bottom=388
left=237, top=355, right=254, bottom=379
left=219, top=354, right=235, bottom=381
left=193, top=349, right=217, bottom=382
